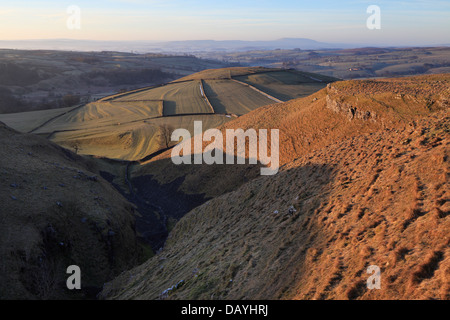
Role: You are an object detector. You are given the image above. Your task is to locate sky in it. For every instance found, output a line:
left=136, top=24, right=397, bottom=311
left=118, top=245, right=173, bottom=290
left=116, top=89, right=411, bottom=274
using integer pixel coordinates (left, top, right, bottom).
left=0, top=0, right=449, bottom=46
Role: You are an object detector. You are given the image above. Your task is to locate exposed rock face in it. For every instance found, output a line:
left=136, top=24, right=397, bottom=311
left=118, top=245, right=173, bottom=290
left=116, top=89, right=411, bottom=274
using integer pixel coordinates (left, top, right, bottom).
left=326, top=84, right=377, bottom=121
left=100, top=110, right=450, bottom=301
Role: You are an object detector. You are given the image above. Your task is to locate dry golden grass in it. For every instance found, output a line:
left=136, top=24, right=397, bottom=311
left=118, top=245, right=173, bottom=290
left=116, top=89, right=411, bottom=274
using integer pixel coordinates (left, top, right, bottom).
left=101, top=74, right=449, bottom=300
left=136, top=74, right=449, bottom=197
left=172, top=67, right=280, bottom=82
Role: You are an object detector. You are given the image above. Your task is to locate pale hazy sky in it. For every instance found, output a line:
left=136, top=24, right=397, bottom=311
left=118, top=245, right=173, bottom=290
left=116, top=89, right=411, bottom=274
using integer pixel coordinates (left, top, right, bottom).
left=1, top=0, right=449, bottom=45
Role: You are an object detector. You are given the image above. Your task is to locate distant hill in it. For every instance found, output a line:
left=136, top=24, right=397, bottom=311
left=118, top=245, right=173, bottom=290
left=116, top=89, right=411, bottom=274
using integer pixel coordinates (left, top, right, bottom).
left=197, top=46, right=450, bottom=80
left=150, top=38, right=350, bottom=52
left=0, top=49, right=229, bottom=114
left=0, top=38, right=352, bottom=53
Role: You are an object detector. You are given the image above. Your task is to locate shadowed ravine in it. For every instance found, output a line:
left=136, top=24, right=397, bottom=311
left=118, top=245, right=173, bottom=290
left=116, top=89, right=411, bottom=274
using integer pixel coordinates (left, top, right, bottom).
left=99, top=152, right=210, bottom=252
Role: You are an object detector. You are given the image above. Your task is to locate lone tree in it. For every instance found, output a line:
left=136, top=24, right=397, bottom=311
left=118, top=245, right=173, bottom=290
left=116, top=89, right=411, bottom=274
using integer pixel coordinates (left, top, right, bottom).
left=71, top=143, right=80, bottom=154
left=159, top=124, right=175, bottom=149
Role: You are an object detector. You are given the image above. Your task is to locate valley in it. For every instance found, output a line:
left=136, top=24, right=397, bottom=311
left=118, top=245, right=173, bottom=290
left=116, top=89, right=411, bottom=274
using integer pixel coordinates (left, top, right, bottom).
left=1, top=0, right=449, bottom=305
left=101, top=73, right=450, bottom=300
left=0, top=63, right=448, bottom=301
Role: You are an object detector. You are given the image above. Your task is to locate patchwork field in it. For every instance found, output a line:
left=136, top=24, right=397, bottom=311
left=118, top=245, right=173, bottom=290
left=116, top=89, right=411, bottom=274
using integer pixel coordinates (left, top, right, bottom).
left=203, top=79, right=275, bottom=114
left=173, top=66, right=280, bottom=82
left=0, top=67, right=334, bottom=161
left=113, top=80, right=213, bottom=115
left=0, top=106, right=75, bottom=133
left=199, top=47, right=450, bottom=80
left=49, top=114, right=229, bottom=161
left=234, top=70, right=335, bottom=101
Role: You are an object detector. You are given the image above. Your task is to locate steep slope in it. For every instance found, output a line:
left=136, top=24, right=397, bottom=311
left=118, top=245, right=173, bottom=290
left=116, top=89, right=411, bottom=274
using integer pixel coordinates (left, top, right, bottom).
left=0, top=122, right=141, bottom=299
left=101, top=74, right=449, bottom=300
left=133, top=74, right=449, bottom=199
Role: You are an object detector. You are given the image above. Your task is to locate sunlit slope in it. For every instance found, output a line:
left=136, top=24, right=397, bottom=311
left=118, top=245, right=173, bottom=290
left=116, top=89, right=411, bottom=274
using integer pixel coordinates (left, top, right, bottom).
left=100, top=74, right=450, bottom=301
left=132, top=74, right=450, bottom=201
left=203, top=80, right=275, bottom=114
left=49, top=114, right=229, bottom=161
left=0, top=107, right=74, bottom=133
left=173, top=66, right=280, bottom=82
left=114, top=80, right=213, bottom=115
left=0, top=67, right=334, bottom=161
left=102, top=110, right=450, bottom=300
left=234, top=70, right=335, bottom=101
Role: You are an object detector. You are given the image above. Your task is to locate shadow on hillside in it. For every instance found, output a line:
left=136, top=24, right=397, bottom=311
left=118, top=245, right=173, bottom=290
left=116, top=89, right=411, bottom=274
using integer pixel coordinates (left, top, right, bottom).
left=202, top=82, right=227, bottom=113
left=163, top=100, right=177, bottom=115
left=101, top=159, right=340, bottom=300
left=246, top=161, right=338, bottom=299
left=112, top=151, right=264, bottom=252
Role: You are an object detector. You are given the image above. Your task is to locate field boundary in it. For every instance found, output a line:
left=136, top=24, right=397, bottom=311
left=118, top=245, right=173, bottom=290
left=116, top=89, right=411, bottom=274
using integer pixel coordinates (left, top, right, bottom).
left=108, top=99, right=163, bottom=103
left=44, top=112, right=232, bottom=139
left=200, top=79, right=215, bottom=114
left=28, top=103, right=86, bottom=134
left=230, top=79, right=283, bottom=103
left=100, top=79, right=197, bottom=102
left=157, top=100, right=164, bottom=117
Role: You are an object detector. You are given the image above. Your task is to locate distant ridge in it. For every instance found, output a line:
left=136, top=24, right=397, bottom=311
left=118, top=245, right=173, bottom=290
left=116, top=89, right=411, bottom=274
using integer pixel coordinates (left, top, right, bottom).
left=0, top=38, right=354, bottom=53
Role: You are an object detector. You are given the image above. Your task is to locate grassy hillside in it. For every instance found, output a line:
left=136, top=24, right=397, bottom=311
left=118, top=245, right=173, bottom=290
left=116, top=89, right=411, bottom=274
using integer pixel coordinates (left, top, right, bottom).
left=0, top=107, right=74, bottom=133
left=0, top=67, right=333, bottom=162
left=172, top=66, right=279, bottom=81
left=114, top=80, right=212, bottom=115
left=234, top=70, right=334, bottom=101
left=101, top=74, right=449, bottom=300
left=49, top=114, right=229, bottom=161
left=203, top=79, right=275, bottom=114
left=134, top=74, right=449, bottom=198
left=0, top=122, right=142, bottom=299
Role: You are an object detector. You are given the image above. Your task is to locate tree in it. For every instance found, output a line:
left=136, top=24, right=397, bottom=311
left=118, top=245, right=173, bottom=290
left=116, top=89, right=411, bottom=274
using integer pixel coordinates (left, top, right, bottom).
left=159, top=124, right=175, bottom=149
left=71, top=143, right=80, bottom=154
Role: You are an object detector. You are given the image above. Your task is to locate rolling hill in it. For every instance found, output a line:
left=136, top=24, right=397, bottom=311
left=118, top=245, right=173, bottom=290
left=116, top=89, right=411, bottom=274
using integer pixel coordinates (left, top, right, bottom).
left=0, top=67, right=336, bottom=251
left=0, top=67, right=335, bottom=162
left=100, top=74, right=449, bottom=300
left=0, top=122, right=143, bottom=299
